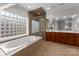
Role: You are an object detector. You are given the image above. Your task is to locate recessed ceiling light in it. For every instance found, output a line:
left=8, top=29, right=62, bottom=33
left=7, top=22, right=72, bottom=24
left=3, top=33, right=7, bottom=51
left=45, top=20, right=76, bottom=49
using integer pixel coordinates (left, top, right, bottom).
left=63, top=16, right=66, bottom=18
left=47, top=7, right=50, bottom=10
left=28, top=6, right=31, bottom=8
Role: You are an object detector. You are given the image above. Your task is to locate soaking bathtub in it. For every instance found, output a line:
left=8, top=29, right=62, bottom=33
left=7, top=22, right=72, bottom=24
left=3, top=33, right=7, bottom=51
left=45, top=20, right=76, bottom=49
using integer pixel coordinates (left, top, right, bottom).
left=0, top=36, right=42, bottom=56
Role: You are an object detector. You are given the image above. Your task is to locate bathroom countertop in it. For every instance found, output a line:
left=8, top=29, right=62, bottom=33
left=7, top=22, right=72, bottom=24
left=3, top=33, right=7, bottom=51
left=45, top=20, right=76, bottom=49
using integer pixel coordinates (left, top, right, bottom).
left=46, top=30, right=79, bottom=33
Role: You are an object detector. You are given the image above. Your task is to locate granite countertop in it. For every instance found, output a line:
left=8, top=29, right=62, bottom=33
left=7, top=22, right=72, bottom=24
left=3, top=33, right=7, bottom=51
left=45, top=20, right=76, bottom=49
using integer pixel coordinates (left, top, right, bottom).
left=46, top=30, right=79, bottom=33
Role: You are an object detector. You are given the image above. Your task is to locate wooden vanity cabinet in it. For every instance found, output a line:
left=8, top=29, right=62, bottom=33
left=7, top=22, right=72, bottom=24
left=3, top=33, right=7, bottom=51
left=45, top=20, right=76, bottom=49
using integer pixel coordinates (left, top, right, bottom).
left=46, top=32, right=79, bottom=46
left=46, top=32, right=55, bottom=42
left=46, top=32, right=68, bottom=43
left=55, top=32, right=67, bottom=43
left=67, top=33, right=75, bottom=45
left=75, top=33, right=79, bottom=46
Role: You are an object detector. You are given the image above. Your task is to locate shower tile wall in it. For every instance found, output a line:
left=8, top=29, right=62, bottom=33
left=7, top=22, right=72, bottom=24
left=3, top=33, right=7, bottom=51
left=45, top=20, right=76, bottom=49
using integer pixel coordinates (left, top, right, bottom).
left=0, top=11, right=27, bottom=38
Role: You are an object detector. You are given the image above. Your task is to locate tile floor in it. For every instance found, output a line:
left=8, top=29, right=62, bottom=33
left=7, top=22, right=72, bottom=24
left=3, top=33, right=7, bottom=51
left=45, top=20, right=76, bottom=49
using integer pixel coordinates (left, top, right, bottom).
left=30, top=40, right=79, bottom=56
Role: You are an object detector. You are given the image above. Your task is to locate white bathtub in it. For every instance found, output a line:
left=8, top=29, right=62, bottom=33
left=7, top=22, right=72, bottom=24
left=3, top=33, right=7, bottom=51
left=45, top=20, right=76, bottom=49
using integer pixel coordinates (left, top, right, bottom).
left=0, top=36, right=42, bottom=56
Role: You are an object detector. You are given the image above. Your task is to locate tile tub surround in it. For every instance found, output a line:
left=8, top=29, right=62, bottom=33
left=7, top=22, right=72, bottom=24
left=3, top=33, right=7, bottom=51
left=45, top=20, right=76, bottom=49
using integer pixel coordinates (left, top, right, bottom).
left=0, top=36, right=42, bottom=56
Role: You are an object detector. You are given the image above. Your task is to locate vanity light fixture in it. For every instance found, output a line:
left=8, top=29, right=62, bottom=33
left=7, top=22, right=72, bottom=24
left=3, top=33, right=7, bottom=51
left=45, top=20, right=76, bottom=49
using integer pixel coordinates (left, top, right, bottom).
left=63, top=16, right=66, bottom=18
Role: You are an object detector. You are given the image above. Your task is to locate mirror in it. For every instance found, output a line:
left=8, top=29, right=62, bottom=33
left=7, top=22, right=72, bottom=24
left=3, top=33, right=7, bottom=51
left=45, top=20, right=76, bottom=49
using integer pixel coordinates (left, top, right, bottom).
left=47, top=17, right=73, bottom=31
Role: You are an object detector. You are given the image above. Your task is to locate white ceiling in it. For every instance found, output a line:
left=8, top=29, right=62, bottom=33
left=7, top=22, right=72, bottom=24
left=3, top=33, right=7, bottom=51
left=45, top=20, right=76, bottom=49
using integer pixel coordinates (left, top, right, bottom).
left=1, top=3, right=79, bottom=18
left=17, top=3, right=79, bottom=18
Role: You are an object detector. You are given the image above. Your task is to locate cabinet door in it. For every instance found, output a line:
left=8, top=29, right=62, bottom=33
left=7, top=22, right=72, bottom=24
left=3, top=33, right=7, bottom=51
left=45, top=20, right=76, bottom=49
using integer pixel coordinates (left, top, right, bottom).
left=46, top=32, right=55, bottom=42
left=55, top=32, right=61, bottom=43
left=75, top=33, right=79, bottom=46
left=55, top=32, right=67, bottom=43
left=61, top=32, right=67, bottom=44
left=67, top=33, right=75, bottom=45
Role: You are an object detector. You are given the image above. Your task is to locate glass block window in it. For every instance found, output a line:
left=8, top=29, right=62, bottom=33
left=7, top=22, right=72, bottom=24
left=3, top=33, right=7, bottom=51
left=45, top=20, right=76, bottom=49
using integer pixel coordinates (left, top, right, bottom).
left=0, top=11, right=27, bottom=38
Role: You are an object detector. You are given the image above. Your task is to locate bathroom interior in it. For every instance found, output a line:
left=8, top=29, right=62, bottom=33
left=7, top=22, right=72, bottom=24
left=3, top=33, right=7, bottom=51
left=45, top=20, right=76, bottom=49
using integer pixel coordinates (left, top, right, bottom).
left=1, top=3, right=79, bottom=56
